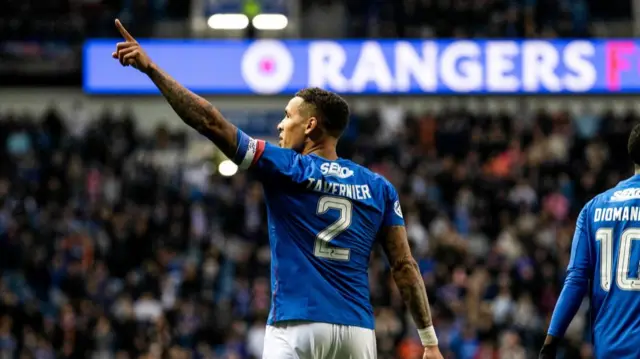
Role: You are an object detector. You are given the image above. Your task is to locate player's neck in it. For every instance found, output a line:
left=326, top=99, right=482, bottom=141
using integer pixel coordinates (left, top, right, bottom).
left=635, top=165, right=640, bottom=175
left=302, top=140, right=338, bottom=160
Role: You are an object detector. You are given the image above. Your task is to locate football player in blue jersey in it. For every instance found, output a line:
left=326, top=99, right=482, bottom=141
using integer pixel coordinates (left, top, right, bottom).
left=112, top=20, right=443, bottom=359
left=540, top=124, right=640, bottom=359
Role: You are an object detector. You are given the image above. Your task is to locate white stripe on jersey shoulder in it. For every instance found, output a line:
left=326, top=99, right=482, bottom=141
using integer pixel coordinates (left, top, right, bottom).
left=239, top=138, right=258, bottom=170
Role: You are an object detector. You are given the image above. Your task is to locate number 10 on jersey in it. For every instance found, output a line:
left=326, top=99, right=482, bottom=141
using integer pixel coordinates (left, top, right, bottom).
left=596, top=228, right=640, bottom=291
left=315, top=196, right=352, bottom=261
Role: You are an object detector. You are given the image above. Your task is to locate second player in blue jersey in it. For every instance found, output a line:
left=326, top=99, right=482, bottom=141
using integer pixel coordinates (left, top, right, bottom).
left=542, top=124, right=640, bottom=359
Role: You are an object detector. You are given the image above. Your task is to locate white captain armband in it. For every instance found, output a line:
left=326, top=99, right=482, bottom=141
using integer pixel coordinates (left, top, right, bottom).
left=233, top=129, right=265, bottom=170
left=418, top=326, right=438, bottom=346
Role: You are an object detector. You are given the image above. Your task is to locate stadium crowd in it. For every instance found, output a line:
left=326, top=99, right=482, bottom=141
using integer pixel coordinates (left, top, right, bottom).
left=303, top=0, right=596, bottom=39
left=0, top=101, right=630, bottom=359
left=1, top=0, right=632, bottom=41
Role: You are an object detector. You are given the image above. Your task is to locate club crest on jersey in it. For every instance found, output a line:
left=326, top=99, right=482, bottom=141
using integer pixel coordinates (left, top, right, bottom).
left=394, top=200, right=403, bottom=218
left=321, top=162, right=354, bottom=179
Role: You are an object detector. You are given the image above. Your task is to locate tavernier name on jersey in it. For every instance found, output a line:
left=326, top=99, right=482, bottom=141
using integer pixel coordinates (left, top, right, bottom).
left=306, top=162, right=373, bottom=201
left=231, top=131, right=404, bottom=330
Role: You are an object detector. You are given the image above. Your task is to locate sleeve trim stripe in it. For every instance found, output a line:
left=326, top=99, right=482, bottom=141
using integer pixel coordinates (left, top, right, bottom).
left=252, top=139, right=266, bottom=166
left=239, top=139, right=265, bottom=170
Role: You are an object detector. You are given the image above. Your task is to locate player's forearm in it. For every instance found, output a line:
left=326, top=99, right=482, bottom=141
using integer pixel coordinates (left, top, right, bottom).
left=146, top=63, right=237, bottom=157
left=547, top=270, right=588, bottom=337
left=391, top=256, right=433, bottom=329
left=381, top=226, right=437, bottom=346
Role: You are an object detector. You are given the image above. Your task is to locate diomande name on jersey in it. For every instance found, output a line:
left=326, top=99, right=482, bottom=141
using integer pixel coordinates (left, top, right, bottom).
left=595, top=188, right=640, bottom=222
left=232, top=131, right=404, bottom=330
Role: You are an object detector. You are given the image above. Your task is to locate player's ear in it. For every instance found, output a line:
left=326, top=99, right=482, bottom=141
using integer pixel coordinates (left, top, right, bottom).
left=305, top=116, right=319, bottom=135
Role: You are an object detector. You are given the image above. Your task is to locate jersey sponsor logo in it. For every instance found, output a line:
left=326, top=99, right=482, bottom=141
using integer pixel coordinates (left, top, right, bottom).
left=241, top=40, right=294, bottom=94
left=610, top=188, right=640, bottom=202
left=320, top=162, right=354, bottom=179
left=394, top=200, right=403, bottom=218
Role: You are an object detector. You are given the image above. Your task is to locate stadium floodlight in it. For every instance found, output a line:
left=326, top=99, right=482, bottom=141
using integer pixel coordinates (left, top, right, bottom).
left=207, top=14, right=250, bottom=30
left=218, top=160, right=238, bottom=177
left=252, top=14, right=288, bottom=30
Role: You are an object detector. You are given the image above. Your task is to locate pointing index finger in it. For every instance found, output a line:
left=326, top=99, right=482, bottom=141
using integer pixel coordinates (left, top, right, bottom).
left=115, top=19, right=136, bottom=42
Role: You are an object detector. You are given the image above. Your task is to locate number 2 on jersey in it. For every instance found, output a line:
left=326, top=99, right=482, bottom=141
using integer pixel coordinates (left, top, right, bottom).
left=596, top=227, right=640, bottom=291
left=315, top=196, right=352, bottom=261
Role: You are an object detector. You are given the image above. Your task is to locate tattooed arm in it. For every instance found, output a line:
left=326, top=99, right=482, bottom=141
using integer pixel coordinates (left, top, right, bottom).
left=112, top=19, right=237, bottom=158
left=146, top=64, right=238, bottom=157
left=380, top=226, right=432, bottom=328
left=380, top=225, right=438, bottom=348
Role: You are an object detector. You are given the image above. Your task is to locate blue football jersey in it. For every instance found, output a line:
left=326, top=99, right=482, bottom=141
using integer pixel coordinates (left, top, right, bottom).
left=548, top=175, right=640, bottom=358
left=232, top=130, right=404, bottom=329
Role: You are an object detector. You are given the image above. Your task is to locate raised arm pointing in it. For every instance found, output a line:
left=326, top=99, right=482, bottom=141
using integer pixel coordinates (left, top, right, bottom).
left=112, top=19, right=238, bottom=157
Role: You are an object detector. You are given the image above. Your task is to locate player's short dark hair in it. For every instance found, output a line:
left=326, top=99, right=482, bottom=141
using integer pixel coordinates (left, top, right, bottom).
left=629, top=123, right=640, bottom=166
left=295, top=87, right=350, bottom=138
